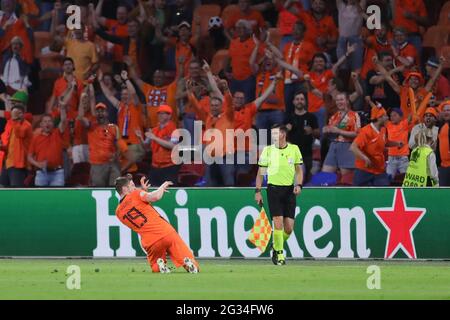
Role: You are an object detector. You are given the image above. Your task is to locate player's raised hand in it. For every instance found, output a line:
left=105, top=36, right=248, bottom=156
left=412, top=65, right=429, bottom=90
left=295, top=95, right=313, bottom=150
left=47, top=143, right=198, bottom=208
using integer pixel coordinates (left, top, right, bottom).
left=161, top=181, right=173, bottom=192
left=140, top=176, right=151, bottom=191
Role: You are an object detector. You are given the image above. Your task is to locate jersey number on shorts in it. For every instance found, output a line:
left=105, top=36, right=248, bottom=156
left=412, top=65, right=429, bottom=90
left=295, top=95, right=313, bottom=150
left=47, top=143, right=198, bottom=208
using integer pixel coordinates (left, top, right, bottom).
left=123, top=207, right=148, bottom=229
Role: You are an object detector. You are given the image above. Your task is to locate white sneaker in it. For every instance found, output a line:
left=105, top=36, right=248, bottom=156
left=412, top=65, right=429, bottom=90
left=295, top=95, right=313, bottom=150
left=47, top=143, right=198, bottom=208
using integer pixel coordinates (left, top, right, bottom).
left=157, top=258, right=171, bottom=273
left=183, top=257, right=198, bottom=273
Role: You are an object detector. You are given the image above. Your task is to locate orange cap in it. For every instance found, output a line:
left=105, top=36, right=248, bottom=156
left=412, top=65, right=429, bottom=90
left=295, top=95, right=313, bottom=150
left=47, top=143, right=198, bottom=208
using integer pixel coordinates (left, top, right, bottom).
left=371, top=104, right=387, bottom=120
left=424, top=107, right=438, bottom=118
left=157, top=104, right=172, bottom=114
left=405, top=72, right=424, bottom=85
left=95, top=102, right=107, bottom=110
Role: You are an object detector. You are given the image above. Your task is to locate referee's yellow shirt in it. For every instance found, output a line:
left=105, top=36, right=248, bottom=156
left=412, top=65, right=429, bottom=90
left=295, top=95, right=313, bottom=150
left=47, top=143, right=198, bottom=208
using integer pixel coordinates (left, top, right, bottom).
left=258, top=143, right=303, bottom=186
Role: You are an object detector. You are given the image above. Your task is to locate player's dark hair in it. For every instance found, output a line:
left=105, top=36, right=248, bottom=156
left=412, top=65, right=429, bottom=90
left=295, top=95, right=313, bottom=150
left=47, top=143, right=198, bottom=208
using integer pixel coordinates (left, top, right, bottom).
left=115, top=174, right=133, bottom=195
left=271, top=124, right=288, bottom=133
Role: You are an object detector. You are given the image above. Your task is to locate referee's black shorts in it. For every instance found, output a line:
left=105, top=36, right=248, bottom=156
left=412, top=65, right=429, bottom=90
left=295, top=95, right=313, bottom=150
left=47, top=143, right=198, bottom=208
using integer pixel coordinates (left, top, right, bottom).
left=266, top=184, right=296, bottom=219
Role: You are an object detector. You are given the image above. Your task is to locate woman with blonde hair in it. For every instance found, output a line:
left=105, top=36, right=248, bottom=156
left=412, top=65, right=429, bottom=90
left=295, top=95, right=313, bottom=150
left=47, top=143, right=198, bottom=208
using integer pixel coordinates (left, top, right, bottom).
left=403, top=128, right=439, bottom=187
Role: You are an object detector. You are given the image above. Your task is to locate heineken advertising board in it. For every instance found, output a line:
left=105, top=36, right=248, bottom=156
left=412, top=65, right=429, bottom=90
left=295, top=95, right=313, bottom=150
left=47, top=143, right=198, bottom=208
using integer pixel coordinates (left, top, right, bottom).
left=0, top=188, right=449, bottom=259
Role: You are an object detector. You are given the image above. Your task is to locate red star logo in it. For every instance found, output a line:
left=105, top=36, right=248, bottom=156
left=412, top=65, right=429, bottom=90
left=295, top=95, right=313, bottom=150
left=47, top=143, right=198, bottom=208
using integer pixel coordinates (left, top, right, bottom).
left=373, top=189, right=426, bottom=259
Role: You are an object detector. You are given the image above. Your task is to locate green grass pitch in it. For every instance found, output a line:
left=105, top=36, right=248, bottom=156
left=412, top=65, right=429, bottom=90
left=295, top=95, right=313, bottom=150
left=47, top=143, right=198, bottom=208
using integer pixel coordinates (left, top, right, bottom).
left=1, top=259, right=450, bottom=300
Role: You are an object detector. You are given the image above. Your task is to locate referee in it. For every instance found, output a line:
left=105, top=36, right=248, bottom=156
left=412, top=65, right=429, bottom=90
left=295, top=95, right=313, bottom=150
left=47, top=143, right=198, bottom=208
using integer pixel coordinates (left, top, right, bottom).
left=255, top=124, right=303, bottom=266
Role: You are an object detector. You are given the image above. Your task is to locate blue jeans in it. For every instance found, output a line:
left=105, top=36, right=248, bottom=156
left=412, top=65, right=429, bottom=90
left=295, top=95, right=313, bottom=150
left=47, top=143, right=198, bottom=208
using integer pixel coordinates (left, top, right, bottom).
left=337, top=35, right=364, bottom=71
left=230, top=76, right=256, bottom=103
left=313, top=106, right=326, bottom=135
left=255, top=110, right=285, bottom=145
left=183, top=112, right=197, bottom=145
left=386, top=156, right=409, bottom=179
left=35, top=168, right=65, bottom=187
left=353, top=169, right=389, bottom=186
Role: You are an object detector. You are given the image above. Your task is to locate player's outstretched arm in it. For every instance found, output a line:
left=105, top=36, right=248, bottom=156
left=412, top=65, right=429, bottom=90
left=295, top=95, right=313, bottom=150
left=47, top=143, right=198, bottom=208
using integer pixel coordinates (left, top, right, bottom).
left=141, top=181, right=173, bottom=203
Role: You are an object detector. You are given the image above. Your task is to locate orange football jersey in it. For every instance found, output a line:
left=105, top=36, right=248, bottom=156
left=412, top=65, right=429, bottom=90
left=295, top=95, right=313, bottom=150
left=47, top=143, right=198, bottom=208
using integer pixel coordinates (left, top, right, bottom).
left=115, top=190, right=176, bottom=247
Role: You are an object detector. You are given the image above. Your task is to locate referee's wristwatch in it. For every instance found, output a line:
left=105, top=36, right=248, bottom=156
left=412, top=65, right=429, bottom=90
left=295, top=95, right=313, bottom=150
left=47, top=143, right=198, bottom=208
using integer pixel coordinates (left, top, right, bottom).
left=296, top=184, right=303, bottom=190
left=255, top=188, right=262, bottom=194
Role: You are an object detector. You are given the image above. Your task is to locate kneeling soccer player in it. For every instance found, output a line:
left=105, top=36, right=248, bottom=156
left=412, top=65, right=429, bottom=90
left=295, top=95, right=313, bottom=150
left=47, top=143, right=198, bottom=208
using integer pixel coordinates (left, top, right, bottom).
left=115, top=174, right=199, bottom=273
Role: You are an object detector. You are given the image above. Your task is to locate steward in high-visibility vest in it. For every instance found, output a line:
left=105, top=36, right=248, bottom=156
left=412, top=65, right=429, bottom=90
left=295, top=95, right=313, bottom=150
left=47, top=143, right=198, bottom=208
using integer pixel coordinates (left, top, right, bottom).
left=403, top=129, right=439, bottom=187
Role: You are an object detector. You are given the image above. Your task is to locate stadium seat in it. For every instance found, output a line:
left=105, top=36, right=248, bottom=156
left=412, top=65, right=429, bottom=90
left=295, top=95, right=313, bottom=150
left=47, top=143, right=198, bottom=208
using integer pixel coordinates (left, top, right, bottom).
left=236, top=165, right=258, bottom=187
left=177, top=163, right=205, bottom=187
left=192, top=4, right=222, bottom=38
left=337, top=171, right=354, bottom=186
left=307, top=172, right=338, bottom=186
left=33, top=31, right=52, bottom=57
left=312, top=147, right=321, bottom=161
left=68, top=162, right=91, bottom=187
left=422, top=26, right=450, bottom=53
left=438, top=1, right=450, bottom=26
left=23, top=172, right=35, bottom=187
left=221, top=4, right=240, bottom=26
left=268, top=28, right=282, bottom=49
left=136, top=161, right=152, bottom=176
left=211, top=49, right=229, bottom=74
left=390, top=173, right=405, bottom=187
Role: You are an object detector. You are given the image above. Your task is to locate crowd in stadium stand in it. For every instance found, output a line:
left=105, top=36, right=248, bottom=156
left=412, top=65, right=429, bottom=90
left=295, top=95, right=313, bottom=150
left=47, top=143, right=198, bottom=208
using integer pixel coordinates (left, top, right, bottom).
left=0, top=0, right=450, bottom=188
